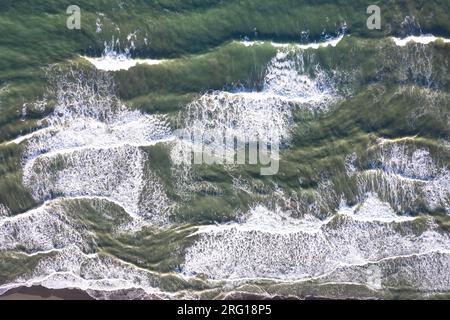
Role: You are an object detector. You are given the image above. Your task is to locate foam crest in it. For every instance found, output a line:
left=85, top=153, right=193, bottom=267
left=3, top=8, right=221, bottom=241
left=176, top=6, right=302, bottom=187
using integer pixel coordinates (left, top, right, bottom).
left=263, top=51, right=336, bottom=106
left=183, top=195, right=449, bottom=282
left=240, top=34, right=344, bottom=49
left=23, top=115, right=172, bottom=161
left=319, top=251, right=450, bottom=292
left=172, top=48, right=338, bottom=169
left=0, top=245, right=173, bottom=299
left=356, top=141, right=450, bottom=213
left=182, top=91, right=292, bottom=145
left=392, top=35, right=450, bottom=46
left=81, top=36, right=166, bottom=71
left=377, top=144, right=439, bottom=180
left=82, top=56, right=165, bottom=71
left=0, top=197, right=144, bottom=255
left=0, top=201, right=89, bottom=253
left=21, top=69, right=173, bottom=224
left=0, top=204, right=10, bottom=217
left=340, top=194, right=416, bottom=223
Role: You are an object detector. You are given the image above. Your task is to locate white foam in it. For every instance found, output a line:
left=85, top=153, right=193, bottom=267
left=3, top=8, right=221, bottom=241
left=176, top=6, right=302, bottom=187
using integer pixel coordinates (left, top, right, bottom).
left=181, top=91, right=293, bottom=146
left=0, top=245, right=175, bottom=299
left=0, top=201, right=89, bottom=253
left=392, top=35, right=450, bottom=46
left=240, top=34, right=345, bottom=49
left=170, top=48, right=338, bottom=194
left=20, top=71, right=173, bottom=224
left=172, top=48, right=337, bottom=167
left=318, top=250, right=450, bottom=292
left=22, top=114, right=172, bottom=160
left=183, top=195, right=449, bottom=281
left=81, top=36, right=166, bottom=71
left=355, top=141, right=450, bottom=213
left=82, top=55, right=166, bottom=71
left=194, top=205, right=330, bottom=235
left=0, top=203, right=11, bottom=217
left=0, top=196, right=183, bottom=298
left=2, top=127, right=52, bottom=147
left=263, top=51, right=336, bottom=106
left=378, top=144, right=439, bottom=180
left=340, top=194, right=416, bottom=223
left=0, top=197, right=145, bottom=254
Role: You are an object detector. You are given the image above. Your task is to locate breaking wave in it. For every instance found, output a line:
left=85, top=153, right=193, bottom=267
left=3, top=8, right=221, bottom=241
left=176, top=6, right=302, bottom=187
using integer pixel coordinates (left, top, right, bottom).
left=20, top=69, right=173, bottom=224
left=354, top=139, right=450, bottom=214
left=183, top=194, right=450, bottom=292
left=81, top=36, right=167, bottom=71
left=0, top=245, right=174, bottom=299
left=1, top=33, right=448, bottom=299
left=170, top=45, right=340, bottom=187
left=391, top=35, right=450, bottom=47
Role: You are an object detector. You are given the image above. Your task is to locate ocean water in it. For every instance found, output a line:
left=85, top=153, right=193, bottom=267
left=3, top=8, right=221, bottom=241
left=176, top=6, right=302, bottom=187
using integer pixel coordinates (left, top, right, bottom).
left=0, top=2, right=449, bottom=299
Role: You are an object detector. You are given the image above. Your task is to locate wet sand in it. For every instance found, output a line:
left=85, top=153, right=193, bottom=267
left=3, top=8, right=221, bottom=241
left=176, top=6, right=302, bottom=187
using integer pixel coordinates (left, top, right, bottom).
left=0, top=286, right=330, bottom=300
left=0, top=285, right=93, bottom=300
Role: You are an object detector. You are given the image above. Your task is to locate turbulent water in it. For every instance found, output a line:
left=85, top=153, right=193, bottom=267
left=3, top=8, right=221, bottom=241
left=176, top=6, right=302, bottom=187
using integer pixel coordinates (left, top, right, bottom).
left=0, top=12, right=449, bottom=299
left=184, top=196, right=450, bottom=283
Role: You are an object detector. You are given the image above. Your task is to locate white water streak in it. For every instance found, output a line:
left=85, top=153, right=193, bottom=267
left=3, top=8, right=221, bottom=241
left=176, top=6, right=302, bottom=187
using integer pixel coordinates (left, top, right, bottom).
left=392, top=35, right=450, bottom=46
left=183, top=194, right=449, bottom=285
left=82, top=55, right=166, bottom=71
left=240, top=34, right=345, bottom=49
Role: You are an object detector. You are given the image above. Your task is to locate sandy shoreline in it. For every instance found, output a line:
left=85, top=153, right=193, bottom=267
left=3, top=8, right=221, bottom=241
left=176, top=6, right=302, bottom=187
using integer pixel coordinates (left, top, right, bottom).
left=0, top=285, right=93, bottom=300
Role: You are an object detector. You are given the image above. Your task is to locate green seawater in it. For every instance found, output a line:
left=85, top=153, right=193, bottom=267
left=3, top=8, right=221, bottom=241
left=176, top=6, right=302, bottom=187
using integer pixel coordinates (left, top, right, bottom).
left=0, top=0, right=449, bottom=299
